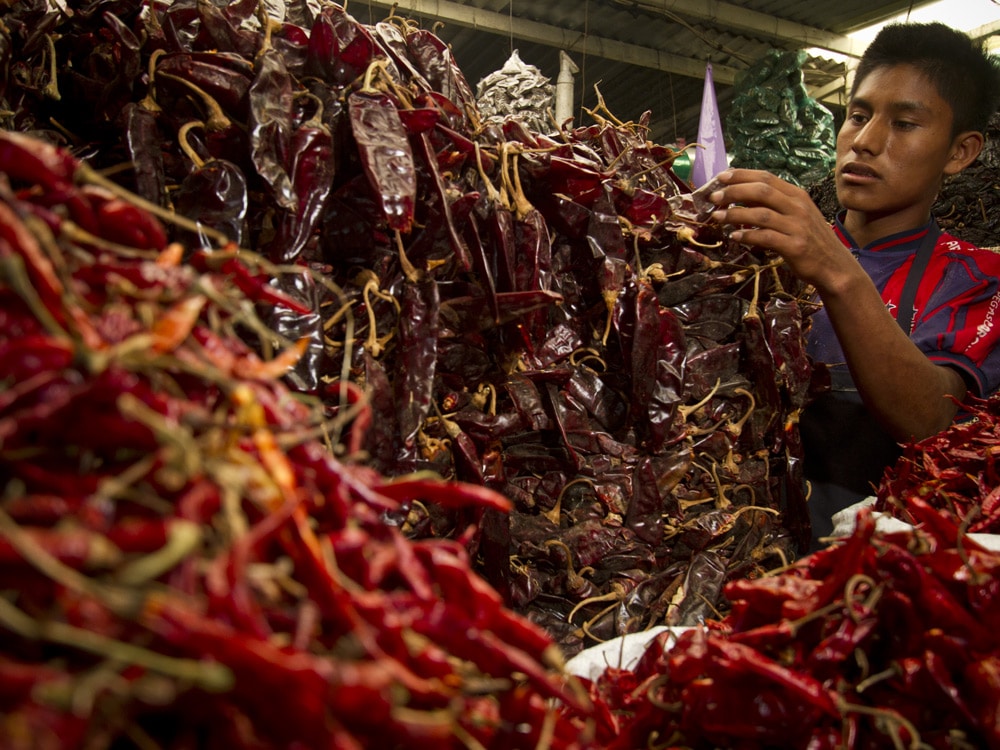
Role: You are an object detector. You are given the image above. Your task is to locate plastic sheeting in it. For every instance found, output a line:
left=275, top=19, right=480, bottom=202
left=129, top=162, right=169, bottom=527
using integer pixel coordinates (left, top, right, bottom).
left=476, top=49, right=555, bottom=134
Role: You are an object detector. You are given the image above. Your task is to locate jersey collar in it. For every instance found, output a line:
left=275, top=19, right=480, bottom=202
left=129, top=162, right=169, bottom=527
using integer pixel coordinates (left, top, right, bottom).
left=834, top=210, right=938, bottom=253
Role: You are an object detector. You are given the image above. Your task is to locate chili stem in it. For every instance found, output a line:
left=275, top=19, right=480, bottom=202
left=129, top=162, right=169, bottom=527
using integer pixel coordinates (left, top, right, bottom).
left=841, top=702, right=927, bottom=750
left=156, top=72, right=232, bottom=133
left=0, top=506, right=97, bottom=596
left=474, top=142, right=506, bottom=207
left=0, top=255, right=68, bottom=339
left=61, top=220, right=163, bottom=260
left=138, top=48, right=165, bottom=112
left=567, top=589, right=622, bottom=624
left=177, top=120, right=208, bottom=169
left=43, top=34, right=61, bottom=101
left=115, top=520, right=203, bottom=586
left=0, top=595, right=233, bottom=692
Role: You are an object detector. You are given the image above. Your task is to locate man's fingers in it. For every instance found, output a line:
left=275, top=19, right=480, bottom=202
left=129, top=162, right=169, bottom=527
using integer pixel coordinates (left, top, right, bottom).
left=717, top=168, right=772, bottom=184
left=711, top=172, right=802, bottom=209
left=711, top=205, right=786, bottom=232
left=727, top=225, right=785, bottom=247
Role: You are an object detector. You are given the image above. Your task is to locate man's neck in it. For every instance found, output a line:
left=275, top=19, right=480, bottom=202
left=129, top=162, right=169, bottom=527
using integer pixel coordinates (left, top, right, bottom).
left=842, top=205, right=934, bottom=249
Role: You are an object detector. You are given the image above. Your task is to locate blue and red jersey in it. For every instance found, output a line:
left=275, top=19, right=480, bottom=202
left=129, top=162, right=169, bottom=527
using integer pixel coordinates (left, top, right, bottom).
left=807, top=214, right=1000, bottom=398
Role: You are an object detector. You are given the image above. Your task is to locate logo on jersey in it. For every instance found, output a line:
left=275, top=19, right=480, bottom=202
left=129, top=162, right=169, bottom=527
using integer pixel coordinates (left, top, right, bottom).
left=971, top=293, right=1000, bottom=349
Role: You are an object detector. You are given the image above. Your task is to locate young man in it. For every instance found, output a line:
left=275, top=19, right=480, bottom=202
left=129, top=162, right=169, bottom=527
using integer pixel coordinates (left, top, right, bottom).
left=707, top=23, right=1000, bottom=547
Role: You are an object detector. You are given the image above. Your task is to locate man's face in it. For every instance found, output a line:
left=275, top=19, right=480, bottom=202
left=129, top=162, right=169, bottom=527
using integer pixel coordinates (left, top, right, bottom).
left=836, top=63, right=961, bottom=226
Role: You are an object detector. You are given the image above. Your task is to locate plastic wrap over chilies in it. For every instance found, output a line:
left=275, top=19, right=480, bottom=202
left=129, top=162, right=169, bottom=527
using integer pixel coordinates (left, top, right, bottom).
left=476, top=49, right=555, bottom=134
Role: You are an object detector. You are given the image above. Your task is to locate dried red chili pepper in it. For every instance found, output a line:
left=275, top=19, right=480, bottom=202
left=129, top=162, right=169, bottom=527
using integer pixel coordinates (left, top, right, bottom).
left=403, top=26, right=477, bottom=123
left=0, top=525, right=121, bottom=570
left=155, top=51, right=254, bottom=117
left=348, top=62, right=417, bottom=233
left=391, top=266, right=439, bottom=469
left=472, top=143, right=518, bottom=299
left=305, top=3, right=380, bottom=85
left=265, top=93, right=337, bottom=263
left=0, top=198, right=66, bottom=315
left=504, top=146, right=554, bottom=349
left=187, top=247, right=312, bottom=315
left=413, top=129, right=474, bottom=272
left=140, top=591, right=390, bottom=745
left=90, top=190, right=171, bottom=251
left=0, top=335, right=72, bottom=382
left=964, top=656, right=1000, bottom=746
left=248, top=31, right=297, bottom=210
left=0, top=127, right=77, bottom=191
left=629, top=280, right=685, bottom=453
left=191, top=0, right=258, bottom=59
left=764, top=296, right=812, bottom=410
left=123, top=101, right=169, bottom=208
left=372, top=474, right=512, bottom=514
left=172, top=120, right=249, bottom=246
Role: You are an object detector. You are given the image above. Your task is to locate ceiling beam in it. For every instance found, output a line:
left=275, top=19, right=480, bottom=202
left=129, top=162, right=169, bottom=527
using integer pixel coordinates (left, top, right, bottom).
left=811, top=78, right=848, bottom=108
left=363, top=0, right=943, bottom=102
left=363, top=0, right=738, bottom=84
left=969, top=19, right=1000, bottom=43
left=619, top=0, right=867, bottom=58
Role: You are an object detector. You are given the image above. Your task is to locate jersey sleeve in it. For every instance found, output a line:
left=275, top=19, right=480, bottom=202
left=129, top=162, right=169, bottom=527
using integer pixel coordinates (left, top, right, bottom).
left=911, top=236, right=1000, bottom=396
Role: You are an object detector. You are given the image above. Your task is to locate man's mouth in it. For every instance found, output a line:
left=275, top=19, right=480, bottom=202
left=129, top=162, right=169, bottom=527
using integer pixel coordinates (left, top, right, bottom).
left=840, top=162, right=879, bottom=181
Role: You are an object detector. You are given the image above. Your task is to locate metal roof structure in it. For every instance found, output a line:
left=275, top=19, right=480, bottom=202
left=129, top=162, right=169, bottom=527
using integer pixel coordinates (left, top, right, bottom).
left=346, top=0, right=1000, bottom=147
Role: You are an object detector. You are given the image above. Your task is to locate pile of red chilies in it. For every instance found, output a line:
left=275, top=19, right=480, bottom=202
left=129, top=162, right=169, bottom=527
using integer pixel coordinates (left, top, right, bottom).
left=874, top=393, right=1000, bottom=533
left=0, top=130, right=598, bottom=749
left=584, top=501, right=1000, bottom=749
left=0, top=0, right=816, bottom=661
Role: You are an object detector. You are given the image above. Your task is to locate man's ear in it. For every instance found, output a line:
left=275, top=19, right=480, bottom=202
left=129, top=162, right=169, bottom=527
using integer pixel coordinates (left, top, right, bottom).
left=944, top=131, right=984, bottom=176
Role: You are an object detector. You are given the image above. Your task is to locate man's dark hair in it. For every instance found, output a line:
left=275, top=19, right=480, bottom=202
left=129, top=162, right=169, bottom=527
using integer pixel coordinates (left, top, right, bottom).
left=851, top=22, right=1000, bottom=136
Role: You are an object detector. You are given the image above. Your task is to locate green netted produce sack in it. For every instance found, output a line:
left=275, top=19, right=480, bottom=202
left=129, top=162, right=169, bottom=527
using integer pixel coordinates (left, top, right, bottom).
left=727, top=49, right=835, bottom=186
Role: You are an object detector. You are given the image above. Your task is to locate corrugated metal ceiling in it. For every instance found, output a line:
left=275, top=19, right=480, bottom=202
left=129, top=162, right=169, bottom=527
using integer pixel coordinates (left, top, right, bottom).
left=345, top=0, right=996, bottom=148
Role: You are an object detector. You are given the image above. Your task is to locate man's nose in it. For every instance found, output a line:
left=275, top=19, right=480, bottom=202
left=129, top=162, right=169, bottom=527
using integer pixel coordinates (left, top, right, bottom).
left=851, top=117, right=887, bottom=154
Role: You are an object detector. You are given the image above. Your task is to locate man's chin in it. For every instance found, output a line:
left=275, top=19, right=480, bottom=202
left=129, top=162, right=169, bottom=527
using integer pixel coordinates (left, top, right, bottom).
left=835, top=184, right=877, bottom=212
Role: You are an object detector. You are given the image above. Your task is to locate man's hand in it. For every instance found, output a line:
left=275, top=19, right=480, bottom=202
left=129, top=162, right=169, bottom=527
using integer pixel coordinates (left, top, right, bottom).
left=706, top=168, right=965, bottom=442
left=707, top=169, right=860, bottom=294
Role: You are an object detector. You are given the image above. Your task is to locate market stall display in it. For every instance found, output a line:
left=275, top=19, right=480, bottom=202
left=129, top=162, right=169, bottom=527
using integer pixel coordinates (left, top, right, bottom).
left=873, top=392, right=1000, bottom=534
left=3, top=1, right=998, bottom=748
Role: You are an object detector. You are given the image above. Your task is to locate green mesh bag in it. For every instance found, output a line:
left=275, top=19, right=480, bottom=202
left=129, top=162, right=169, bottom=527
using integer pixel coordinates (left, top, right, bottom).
left=726, top=49, right=835, bottom=187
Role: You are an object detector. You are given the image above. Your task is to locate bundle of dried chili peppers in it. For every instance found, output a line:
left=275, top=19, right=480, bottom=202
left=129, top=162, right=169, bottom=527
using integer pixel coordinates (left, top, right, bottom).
left=873, top=393, right=1000, bottom=534
left=0, top=130, right=598, bottom=749
left=584, top=502, right=1000, bottom=748
left=0, top=0, right=818, bottom=660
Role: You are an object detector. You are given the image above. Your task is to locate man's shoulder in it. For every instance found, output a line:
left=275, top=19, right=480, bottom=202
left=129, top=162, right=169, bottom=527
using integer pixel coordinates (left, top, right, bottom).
left=937, top=231, right=1000, bottom=260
